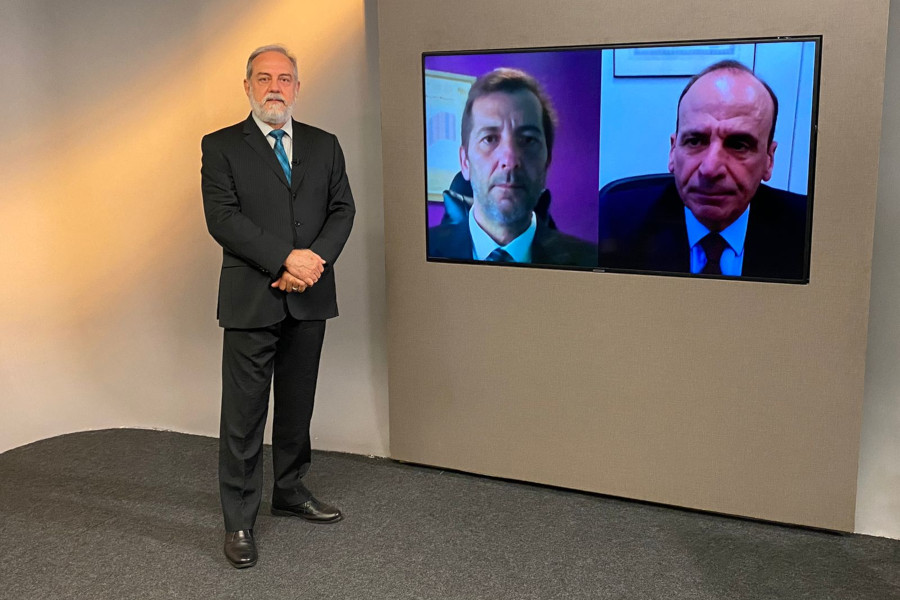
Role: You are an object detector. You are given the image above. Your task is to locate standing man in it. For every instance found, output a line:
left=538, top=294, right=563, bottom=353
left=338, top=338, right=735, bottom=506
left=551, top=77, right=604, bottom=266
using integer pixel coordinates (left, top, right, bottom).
left=202, top=44, right=355, bottom=569
left=428, top=68, right=597, bottom=267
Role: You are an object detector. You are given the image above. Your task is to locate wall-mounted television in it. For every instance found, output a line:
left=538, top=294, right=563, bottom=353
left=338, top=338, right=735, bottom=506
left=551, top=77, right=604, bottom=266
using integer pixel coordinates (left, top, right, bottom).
left=423, top=37, right=820, bottom=283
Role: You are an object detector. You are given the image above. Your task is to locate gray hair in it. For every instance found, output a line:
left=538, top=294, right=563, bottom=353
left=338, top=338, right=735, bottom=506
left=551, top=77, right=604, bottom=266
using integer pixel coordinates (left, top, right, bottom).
left=245, top=44, right=298, bottom=80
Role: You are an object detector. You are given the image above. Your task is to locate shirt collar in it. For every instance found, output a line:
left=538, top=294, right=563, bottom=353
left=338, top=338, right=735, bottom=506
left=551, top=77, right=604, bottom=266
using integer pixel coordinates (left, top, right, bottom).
left=251, top=112, right=293, bottom=141
left=468, top=208, right=537, bottom=262
left=684, top=203, right=751, bottom=253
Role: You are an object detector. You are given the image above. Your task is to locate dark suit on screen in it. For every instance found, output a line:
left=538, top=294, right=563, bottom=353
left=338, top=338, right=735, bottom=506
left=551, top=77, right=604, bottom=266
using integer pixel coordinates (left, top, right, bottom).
left=599, top=182, right=807, bottom=280
left=428, top=219, right=598, bottom=268
left=202, top=115, right=354, bottom=531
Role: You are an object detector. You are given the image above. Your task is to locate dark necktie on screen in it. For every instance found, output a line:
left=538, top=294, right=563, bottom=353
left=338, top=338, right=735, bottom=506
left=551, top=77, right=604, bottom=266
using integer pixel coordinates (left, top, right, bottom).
left=699, top=232, right=728, bottom=275
left=486, top=248, right=514, bottom=262
left=268, top=130, right=291, bottom=184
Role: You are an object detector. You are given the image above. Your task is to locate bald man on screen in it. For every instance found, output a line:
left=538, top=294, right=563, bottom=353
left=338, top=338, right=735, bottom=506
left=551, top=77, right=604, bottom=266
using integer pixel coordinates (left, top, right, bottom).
left=601, top=60, right=808, bottom=280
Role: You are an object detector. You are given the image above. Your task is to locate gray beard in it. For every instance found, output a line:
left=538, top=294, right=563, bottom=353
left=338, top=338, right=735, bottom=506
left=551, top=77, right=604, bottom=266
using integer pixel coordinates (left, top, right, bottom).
left=249, top=94, right=294, bottom=126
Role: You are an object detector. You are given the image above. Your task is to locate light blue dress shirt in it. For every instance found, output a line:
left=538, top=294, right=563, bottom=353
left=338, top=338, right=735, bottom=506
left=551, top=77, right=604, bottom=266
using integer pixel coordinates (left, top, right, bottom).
left=684, top=205, right=751, bottom=276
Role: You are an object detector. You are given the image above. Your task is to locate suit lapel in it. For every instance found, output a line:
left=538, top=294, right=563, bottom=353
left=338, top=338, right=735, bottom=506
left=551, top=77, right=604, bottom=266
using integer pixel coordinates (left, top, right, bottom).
left=742, top=187, right=777, bottom=278
left=291, top=119, right=311, bottom=193
left=431, top=222, right=474, bottom=260
left=241, top=115, right=290, bottom=188
left=531, top=224, right=566, bottom=264
left=645, top=186, right=691, bottom=273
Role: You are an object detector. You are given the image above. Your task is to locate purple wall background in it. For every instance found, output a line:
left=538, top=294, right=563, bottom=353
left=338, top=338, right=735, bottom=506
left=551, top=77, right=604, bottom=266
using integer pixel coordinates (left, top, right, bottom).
left=425, top=50, right=602, bottom=243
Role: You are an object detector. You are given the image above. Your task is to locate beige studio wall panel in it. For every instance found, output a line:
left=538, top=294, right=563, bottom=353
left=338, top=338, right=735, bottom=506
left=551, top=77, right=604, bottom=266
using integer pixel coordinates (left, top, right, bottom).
left=379, top=0, right=889, bottom=531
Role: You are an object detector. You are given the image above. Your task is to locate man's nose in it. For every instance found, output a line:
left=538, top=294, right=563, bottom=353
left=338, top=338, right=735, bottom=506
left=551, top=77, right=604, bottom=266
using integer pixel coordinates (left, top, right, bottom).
left=698, top=143, right=726, bottom=178
left=496, top=137, right=521, bottom=170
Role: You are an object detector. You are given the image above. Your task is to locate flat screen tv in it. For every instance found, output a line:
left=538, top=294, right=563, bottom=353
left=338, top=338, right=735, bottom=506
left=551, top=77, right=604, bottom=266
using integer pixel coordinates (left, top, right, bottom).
left=423, top=37, right=820, bottom=283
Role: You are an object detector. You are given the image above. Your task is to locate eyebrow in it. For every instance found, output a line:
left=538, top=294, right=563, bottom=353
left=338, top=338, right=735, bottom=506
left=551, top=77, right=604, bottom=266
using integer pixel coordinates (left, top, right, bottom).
left=679, top=129, right=759, bottom=144
left=516, top=125, right=544, bottom=136
left=725, top=132, right=759, bottom=143
left=679, top=129, right=709, bottom=140
left=474, top=124, right=544, bottom=136
left=255, top=71, right=294, bottom=78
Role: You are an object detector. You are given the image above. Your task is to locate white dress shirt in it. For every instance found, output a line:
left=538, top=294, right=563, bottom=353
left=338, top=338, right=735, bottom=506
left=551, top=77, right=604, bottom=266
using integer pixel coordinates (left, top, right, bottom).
left=251, top=113, right=294, bottom=162
left=468, top=209, right=538, bottom=262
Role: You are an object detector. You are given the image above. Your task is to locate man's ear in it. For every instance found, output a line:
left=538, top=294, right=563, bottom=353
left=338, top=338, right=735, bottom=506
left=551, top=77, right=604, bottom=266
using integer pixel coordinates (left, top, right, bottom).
left=667, top=133, right=677, bottom=173
left=459, top=145, right=470, bottom=180
left=763, top=141, right=777, bottom=181
left=243, top=79, right=250, bottom=96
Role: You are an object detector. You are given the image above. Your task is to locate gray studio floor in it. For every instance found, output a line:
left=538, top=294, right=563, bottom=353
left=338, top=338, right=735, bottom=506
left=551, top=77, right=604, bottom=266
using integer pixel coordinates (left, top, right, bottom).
left=1, top=429, right=898, bottom=599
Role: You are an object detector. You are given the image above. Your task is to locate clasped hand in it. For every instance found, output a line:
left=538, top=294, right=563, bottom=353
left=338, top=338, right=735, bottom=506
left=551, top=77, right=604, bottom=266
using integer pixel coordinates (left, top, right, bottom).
left=271, top=249, right=326, bottom=294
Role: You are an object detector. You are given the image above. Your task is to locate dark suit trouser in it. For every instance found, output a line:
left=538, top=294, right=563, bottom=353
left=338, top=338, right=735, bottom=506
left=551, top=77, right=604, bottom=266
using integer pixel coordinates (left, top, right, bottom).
left=219, top=315, right=326, bottom=531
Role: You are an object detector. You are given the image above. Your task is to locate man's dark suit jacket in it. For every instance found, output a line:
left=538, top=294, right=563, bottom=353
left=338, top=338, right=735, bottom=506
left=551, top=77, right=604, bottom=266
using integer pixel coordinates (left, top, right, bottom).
left=599, top=182, right=808, bottom=280
left=428, top=219, right=598, bottom=268
left=202, top=115, right=355, bottom=328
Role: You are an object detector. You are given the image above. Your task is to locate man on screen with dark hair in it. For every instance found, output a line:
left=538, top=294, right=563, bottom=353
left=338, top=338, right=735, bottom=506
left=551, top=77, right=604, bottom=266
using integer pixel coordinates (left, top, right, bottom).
left=428, top=68, right=597, bottom=267
left=600, top=60, right=807, bottom=279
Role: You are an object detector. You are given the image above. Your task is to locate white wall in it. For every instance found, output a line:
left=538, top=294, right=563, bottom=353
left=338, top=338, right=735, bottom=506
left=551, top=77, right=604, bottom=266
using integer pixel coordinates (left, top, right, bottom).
left=856, top=1, right=900, bottom=539
left=0, top=0, right=897, bottom=539
left=0, top=0, right=388, bottom=457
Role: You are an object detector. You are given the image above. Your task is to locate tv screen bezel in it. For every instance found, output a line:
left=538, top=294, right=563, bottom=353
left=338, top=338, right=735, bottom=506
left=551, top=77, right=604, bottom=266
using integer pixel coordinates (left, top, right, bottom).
left=421, top=35, right=821, bottom=285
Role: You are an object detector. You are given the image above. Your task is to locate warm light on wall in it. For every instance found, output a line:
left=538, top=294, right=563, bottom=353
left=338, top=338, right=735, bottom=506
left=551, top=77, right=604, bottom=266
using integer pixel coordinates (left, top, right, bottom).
left=0, top=0, right=362, bottom=332
left=0, top=0, right=369, bottom=451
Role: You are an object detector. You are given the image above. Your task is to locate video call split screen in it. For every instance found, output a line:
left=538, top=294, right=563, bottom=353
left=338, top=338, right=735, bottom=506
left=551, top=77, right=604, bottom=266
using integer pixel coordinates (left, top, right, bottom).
left=423, top=37, right=819, bottom=284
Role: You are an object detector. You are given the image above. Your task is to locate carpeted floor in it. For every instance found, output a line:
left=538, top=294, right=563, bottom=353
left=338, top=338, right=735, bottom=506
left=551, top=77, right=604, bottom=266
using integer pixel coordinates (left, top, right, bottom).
left=0, top=429, right=898, bottom=599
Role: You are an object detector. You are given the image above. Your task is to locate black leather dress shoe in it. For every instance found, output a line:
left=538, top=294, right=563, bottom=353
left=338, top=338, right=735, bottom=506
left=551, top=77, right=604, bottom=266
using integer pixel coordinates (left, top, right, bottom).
left=224, top=529, right=257, bottom=569
left=271, top=496, right=343, bottom=523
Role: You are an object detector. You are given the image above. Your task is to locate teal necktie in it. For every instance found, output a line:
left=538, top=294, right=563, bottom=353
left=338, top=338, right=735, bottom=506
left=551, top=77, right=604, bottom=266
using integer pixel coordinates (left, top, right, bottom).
left=268, top=130, right=291, bottom=184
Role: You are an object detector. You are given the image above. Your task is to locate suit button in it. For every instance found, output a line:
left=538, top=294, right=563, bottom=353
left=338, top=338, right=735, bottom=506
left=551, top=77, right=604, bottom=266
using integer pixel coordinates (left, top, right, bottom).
left=294, top=221, right=301, bottom=227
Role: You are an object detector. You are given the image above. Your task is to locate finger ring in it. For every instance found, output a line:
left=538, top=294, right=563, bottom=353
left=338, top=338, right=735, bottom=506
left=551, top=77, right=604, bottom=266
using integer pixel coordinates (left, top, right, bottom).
left=292, top=286, right=299, bottom=291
